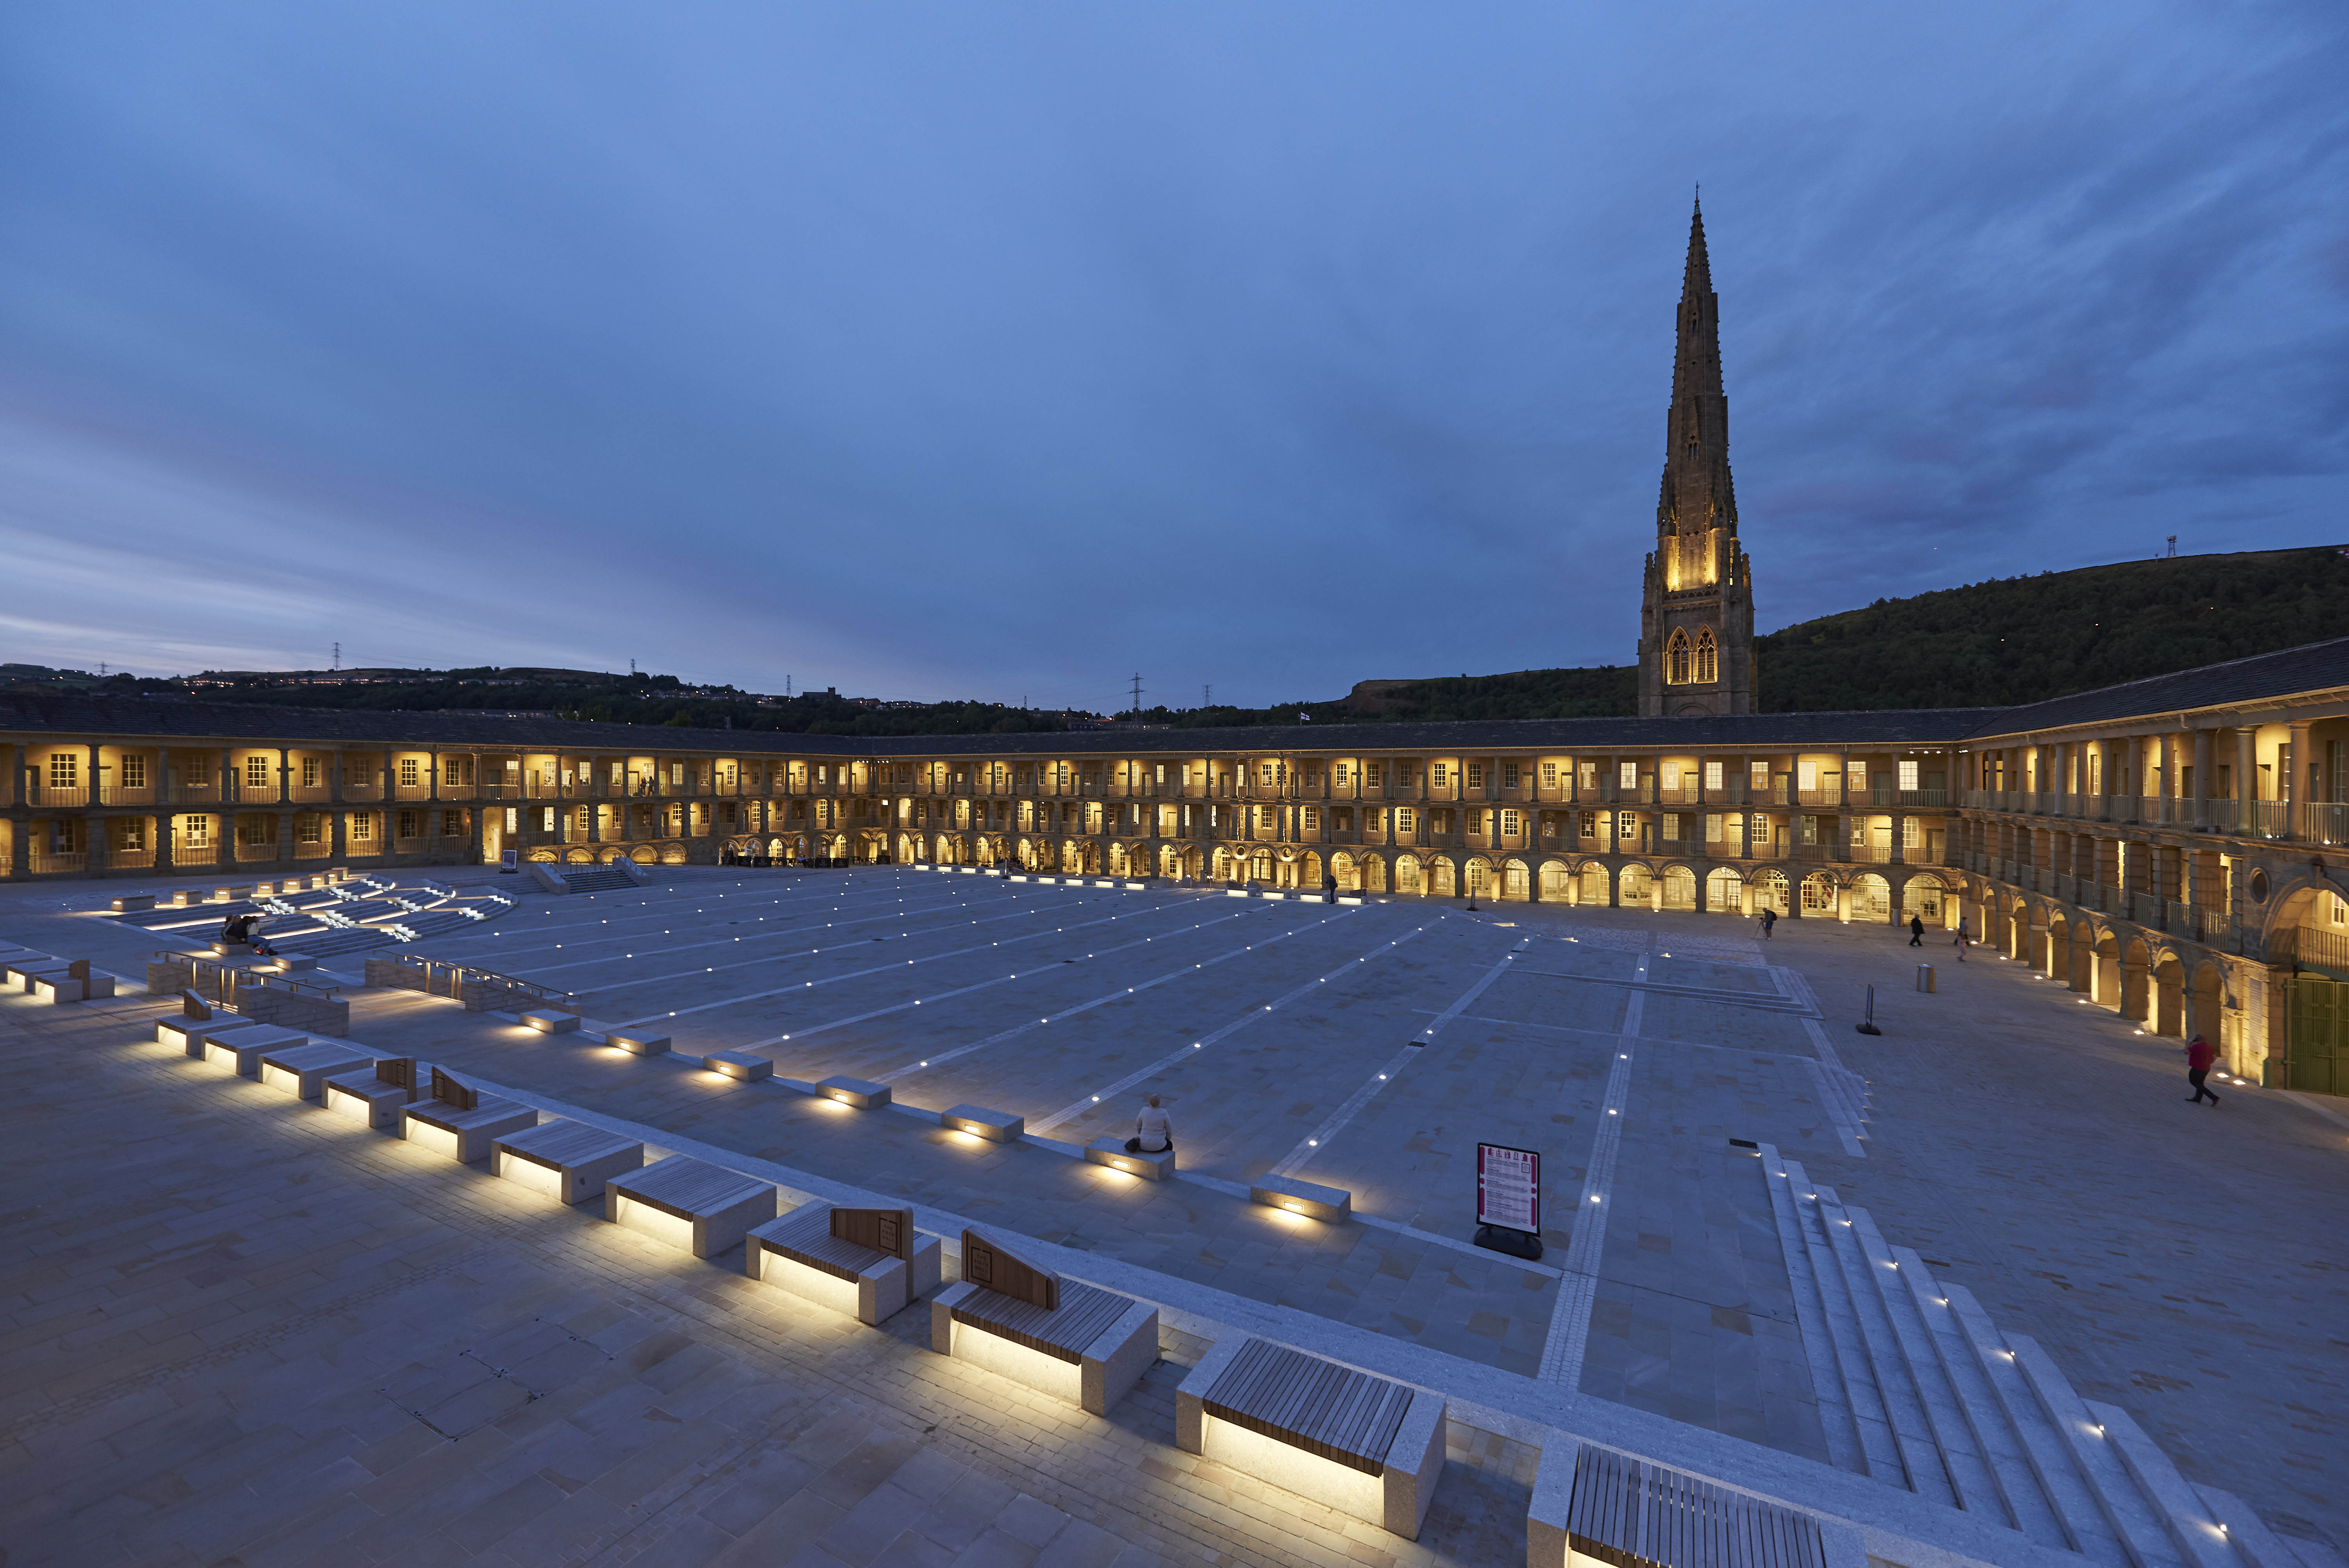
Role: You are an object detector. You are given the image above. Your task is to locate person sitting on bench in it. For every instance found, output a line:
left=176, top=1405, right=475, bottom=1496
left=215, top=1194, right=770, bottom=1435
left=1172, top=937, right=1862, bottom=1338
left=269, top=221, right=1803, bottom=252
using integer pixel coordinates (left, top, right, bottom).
left=220, top=913, right=258, bottom=944
left=1125, top=1095, right=1174, bottom=1156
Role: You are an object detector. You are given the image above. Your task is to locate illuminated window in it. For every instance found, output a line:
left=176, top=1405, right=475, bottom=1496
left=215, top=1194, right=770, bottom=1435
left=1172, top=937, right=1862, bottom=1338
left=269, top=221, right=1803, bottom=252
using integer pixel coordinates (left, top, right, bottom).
left=246, top=755, right=271, bottom=788
left=1397, top=807, right=1415, bottom=832
left=1619, top=763, right=1637, bottom=789
left=48, top=753, right=77, bottom=787
left=301, top=756, right=320, bottom=788
left=1666, top=629, right=1691, bottom=684
left=1502, top=810, right=1520, bottom=836
left=1467, top=764, right=1483, bottom=789
left=121, top=755, right=147, bottom=789
left=1704, top=761, right=1723, bottom=791
left=1541, top=763, right=1557, bottom=788
left=1899, top=760, right=1920, bottom=791
left=348, top=815, right=370, bottom=842
left=399, top=758, right=419, bottom=788
left=1695, top=627, right=1718, bottom=684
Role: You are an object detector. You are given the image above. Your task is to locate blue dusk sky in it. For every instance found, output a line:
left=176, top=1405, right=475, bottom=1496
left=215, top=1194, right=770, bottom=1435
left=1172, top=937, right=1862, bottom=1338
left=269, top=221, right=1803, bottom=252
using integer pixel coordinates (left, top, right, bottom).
left=2, top=4, right=2344, bottom=709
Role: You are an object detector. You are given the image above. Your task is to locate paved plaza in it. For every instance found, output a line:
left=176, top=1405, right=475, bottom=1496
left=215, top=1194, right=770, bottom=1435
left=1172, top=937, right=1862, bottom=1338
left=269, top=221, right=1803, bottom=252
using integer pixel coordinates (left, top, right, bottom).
left=2, top=865, right=2344, bottom=1566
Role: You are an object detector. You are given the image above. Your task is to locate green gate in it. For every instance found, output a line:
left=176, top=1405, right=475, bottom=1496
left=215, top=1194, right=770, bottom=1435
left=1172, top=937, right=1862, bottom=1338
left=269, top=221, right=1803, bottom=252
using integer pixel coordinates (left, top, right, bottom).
left=2282, top=975, right=2349, bottom=1094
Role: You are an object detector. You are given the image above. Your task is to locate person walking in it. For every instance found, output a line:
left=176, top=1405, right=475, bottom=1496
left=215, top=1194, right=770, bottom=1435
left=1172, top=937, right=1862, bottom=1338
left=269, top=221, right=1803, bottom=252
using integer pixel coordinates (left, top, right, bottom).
left=1125, top=1095, right=1175, bottom=1156
left=1760, top=906, right=1777, bottom=939
left=1909, top=914, right=1926, bottom=946
left=2185, top=1034, right=2220, bottom=1105
left=1953, top=921, right=1970, bottom=962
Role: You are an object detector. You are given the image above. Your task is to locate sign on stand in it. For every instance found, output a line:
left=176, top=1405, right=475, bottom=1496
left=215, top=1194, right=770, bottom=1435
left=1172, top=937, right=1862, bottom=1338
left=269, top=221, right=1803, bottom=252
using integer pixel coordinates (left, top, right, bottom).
left=1474, top=1142, right=1543, bottom=1260
left=499, top=848, right=519, bottom=873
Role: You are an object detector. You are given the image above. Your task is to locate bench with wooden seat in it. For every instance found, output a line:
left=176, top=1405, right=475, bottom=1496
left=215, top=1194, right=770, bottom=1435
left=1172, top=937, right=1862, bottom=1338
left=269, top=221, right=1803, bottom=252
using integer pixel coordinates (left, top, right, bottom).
left=5, top=957, right=75, bottom=991
left=930, top=1229, right=1157, bottom=1415
left=1526, top=1443, right=1842, bottom=1568
left=1176, top=1335, right=1447, bottom=1541
left=399, top=1067, right=537, bottom=1162
left=745, top=1204, right=941, bottom=1326
left=200, top=1023, right=310, bottom=1077
left=323, top=1056, right=429, bottom=1128
left=492, top=1119, right=645, bottom=1206
left=257, top=1041, right=371, bottom=1100
left=602, top=1156, right=775, bottom=1258
left=157, top=1013, right=251, bottom=1055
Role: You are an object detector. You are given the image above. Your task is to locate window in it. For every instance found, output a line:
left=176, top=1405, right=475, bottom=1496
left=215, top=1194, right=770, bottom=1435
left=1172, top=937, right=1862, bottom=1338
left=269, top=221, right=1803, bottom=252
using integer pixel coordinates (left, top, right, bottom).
left=1663, top=813, right=1682, bottom=841
left=1335, top=808, right=1352, bottom=830
left=1259, top=763, right=1275, bottom=785
left=1397, top=763, right=1415, bottom=786
left=1257, top=805, right=1274, bottom=829
left=296, top=815, right=322, bottom=845
left=1580, top=762, right=1598, bottom=790
left=1751, top=764, right=1770, bottom=789
left=1898, top=760, right=1920, bottom=791
left=1850, top=763, right=1868, bottom=792
left=121, top=755, right=147, bottom=789
left=1303, top=808, right=1319, bottom=830
left=115, top=818, right=146, bottom=850
left=182, top=815, right=210, bottom=844
left=348, top=814, right=370, bottom=842
left=1502, top=763, right=1519, bottom=789
left=1666, top=629, right=1691, bottom=684
left=1541, top=763, right=1557, bottom=788
left=399, top=758, right=420, bottom=788
left=1798, top=761, right=1819, bottom=791
left=1662, top=764, right=1681, bottom=791
left=397, top=810, right=421, bottom=839
left=1705, top=813, right=1723, bottom=841
left=1617, top=812, right=1636, bottom=840
left=1704, top=761, right=1723, bottom=791
left=1367, top=763, right=1384, bottom=787
left=1397, top=807, right=1415, bottom=832
left=1619, top=762, right=1637, bottom=789
left=1903, top=817, right=1922, bottom=849
left=301, top=756, right=320, bottom=788
left=1578, top=811, right=1597, bottom=839
left=1467, top=764, right=1483, bottom=789
left=1336, top=764, right=1351, bottom=787
left=1502, top=810, right=1519, bottom=836
left=247, top=755, right=271, bottom=788
left=1695, top=627, right=1718, bottom=684
left=1433, top=764, right=1449, bottom=789
left=48, top=753, right=77, bottom=788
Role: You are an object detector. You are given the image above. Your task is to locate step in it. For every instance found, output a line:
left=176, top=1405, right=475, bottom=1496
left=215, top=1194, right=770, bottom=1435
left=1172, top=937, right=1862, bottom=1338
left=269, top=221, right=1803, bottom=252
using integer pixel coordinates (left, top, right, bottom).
left=2007, top=1333, right=2188, bottom=1568
left=1756, top=1147, right=1869, bottom=1475
left=1883, top=1245, right=2075, bottom=1556
left=1808, top=1186, right=1959, bottom=1509
left=1941, top=1283, right=2128, bottom=1564
left=1777, top=1160, right=1913, bottom=1487
left=2089, top=1402, right=2237, bottom=1568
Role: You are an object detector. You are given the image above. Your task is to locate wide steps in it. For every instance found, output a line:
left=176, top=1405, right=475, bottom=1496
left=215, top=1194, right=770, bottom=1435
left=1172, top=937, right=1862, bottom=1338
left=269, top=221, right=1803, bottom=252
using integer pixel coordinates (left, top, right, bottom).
left=1756, top=1146, right=2297, bottom=1568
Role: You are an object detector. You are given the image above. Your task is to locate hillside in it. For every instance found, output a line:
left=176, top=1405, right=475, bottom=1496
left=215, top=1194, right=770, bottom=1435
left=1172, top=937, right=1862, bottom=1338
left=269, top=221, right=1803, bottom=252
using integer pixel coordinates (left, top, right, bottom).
left=1324, top=545, right=2349, bottom=723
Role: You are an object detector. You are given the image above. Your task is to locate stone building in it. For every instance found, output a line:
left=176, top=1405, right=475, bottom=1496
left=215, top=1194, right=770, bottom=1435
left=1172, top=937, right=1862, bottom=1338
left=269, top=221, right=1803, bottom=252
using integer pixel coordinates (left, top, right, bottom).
left=5, top=634, right=2347, bottom=1089
left=1638, top=200, right=1757, bottom=718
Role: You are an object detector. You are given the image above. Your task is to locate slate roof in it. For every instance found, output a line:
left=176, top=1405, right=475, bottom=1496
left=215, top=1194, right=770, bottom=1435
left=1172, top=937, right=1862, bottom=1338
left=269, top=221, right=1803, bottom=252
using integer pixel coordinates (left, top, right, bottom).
left=2, top=636, right=2343, bottom=757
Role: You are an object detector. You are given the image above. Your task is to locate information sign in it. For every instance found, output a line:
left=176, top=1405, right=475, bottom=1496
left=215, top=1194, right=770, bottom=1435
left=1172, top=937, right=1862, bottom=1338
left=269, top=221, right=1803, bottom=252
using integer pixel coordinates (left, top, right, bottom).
left=499, top=848, right=519, bottom=873
left=1476, top=1142, right=1540, bottom=1235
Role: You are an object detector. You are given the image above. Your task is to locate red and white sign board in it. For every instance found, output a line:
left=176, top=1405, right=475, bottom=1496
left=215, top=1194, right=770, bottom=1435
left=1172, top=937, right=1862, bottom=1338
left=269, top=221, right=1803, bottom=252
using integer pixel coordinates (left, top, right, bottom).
left=1476, top=1142, right=1540, bottom=1234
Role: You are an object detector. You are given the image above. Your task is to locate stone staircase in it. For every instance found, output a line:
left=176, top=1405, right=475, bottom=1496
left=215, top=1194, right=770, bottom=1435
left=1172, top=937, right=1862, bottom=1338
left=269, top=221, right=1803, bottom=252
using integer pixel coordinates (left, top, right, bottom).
left=561, top=865, right=638, bottom=894
left=1759, top=1146, right=2340, bottom=1568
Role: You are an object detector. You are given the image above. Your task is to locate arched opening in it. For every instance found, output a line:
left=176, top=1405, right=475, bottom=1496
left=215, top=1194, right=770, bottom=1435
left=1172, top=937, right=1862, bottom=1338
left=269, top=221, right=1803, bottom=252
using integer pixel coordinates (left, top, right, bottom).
left=1431, top=857, right=1457, bottom=898
left=2092, top=928, right=2121, bottom=1008
left=1503, top=858, right=1529, bottom=901
left=1901, top=875, right=1947, bottom=927
left=1665, top=628, right=1691, bottom=685
left=1578, top=861, right=1610, bottom=905
left=1363, top=854, right=1389, bottom=894
left=1620, top=862, right=1653, bottom=905
left=1851, top=874, right=1891, bottom=921
left=1705, top=867, right=1743, bottom=913
left=1695, top=626, right=1718, bottom=685
left=2152, top=951, right=2187, bottom=1037
left=1661, top=865, right=1697, bottom=911
left=1462, top=858, right=1490, bottom=898
left=1249, top=849, right=1273, bottom=884
left=2121, top=937, right=2153, bottom=1024
left=1800, top=873, right=1836, bottom=914
left=2189, top=963, right=2224, bottom=1055
left=1753, top=868, right=1790, bottom=915
left=1395, top=855, right=1423, bottom=895
left=1539, top=859, right=1573, bottom=901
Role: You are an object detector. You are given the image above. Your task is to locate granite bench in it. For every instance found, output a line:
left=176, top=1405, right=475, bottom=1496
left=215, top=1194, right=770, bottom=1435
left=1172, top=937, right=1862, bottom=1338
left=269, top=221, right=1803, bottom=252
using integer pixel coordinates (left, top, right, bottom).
left=703, top=1050, right=773, bottom=1082
left=520, top=1009, right=579, bottom=1034
left=110, top=894, right=156, bottom=913
left=603, top=1156, right=775, bottom=1258
left=323, top=1056, right=428, bottom=1128
left=930, top=1230, right=1157, bottom=1416
left=1176, top=1335, right=1446, bottom=1540
left=5, top=957, right=78, bottom=991
left=1249, top=1174, right=1352, bottom=1222
left=257, top=1041, right=371, bottom=1100
left=33, top=971, right=116, bottom=1003
left=492, top=1119, right=645, bottom=1205
left=157, top=1014, right=253, bottom=1056
left=746, top=1204, right=940, bottom=1326
left=942, top=1105, right=1024, bottom=1142
left=815, top=1074, right=890, bottom=1110
left=201, top=1023, right=310, bottom=1077
left=605, top=1028, right=669, bottom=1056
left=1526, top=1444, right=1837, bottom=1568
left=1085, top=1139, right=1174, bottom=1180
left=399, top=1069, right=537, bottom=1162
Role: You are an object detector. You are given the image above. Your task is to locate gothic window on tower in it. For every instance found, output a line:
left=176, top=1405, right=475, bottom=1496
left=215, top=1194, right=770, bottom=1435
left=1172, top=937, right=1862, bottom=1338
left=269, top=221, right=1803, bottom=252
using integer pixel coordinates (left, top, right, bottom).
left=1666, top=629, right=1691, bottom=685
left=1695, top=627, right=1718, bottom=684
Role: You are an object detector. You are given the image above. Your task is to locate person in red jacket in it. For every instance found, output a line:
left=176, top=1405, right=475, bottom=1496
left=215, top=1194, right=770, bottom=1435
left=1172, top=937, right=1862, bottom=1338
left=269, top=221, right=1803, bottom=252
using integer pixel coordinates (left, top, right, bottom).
left=2185, top=1034, right=2220, bottom=1105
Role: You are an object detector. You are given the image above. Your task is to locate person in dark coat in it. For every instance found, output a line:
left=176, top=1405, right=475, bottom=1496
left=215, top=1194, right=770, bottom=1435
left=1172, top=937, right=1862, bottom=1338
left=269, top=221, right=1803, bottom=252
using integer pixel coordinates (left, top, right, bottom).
left=1760, top=907, right=1777, bottom=938
left=1909, top=914, right=1926, bottom=946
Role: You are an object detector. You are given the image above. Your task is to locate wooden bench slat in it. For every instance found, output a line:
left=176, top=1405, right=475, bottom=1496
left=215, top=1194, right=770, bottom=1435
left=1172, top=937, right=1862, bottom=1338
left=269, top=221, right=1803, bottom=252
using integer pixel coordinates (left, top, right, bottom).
left=951, top=1278, right=1129, bottom=1364
left=1564, top=1445, right=1827, bottom=1568
left=606, top=1156, right=771, bottom=1221
left=1200, top=1338, right=1412, bottom=1476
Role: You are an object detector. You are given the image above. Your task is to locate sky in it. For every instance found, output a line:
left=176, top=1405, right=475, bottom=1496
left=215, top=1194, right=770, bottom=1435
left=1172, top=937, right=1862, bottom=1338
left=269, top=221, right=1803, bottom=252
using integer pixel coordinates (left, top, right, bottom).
left=2, top=3, right=2345, bottom=711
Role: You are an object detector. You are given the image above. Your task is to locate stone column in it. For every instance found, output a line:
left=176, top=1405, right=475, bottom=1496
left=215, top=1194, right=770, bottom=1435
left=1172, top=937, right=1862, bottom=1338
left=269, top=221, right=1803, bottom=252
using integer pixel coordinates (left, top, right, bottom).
left=2286, top=720, right=2313, bottom=835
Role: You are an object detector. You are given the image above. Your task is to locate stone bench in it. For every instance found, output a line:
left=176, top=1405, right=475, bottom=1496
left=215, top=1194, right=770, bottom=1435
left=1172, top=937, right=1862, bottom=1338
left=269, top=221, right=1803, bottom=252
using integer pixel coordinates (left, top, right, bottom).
left=323, top=1057, right=428, bottom=1128
left=5, top=957, right=77, bottom=991
left=399, top=1070, right=537, bottom=1162
left=746, top=1204, right=941, bottom=1326
left=1176, top=1335, right=1445, bottom=1541
left=201, top=1023, right=310, bottom=1077
left=704, top=1050, right=773, bottom=1082
left=815, top=1074, right=889, bottom=1110
left=110, top=894, right=156, bottom=913
left=1085, top=1139, right=1174, bottom=1180
left=258, top=1041, right=370, bottom=1100
left=1250, top=1174, right=1352, bottom=1222
left=32, top=971, right=116, bottom=1004
left=520, top=1009, right=579, bottom=1034
left=606, top=1028, right=670, bottom=1056
left=603, top=1156, right=775, bottom=1258
left=158, top=1014, right=251, bottom=1055
left=930, top=1230, right=1157, bottom=1415
left=942, top=1105, right=1024, bottom=1142
left=271, top=953, right=318, bottom=972
left=492, top=1119, right=645, bottom=1206
left=1527, top=1444, right=1836, bottom=1568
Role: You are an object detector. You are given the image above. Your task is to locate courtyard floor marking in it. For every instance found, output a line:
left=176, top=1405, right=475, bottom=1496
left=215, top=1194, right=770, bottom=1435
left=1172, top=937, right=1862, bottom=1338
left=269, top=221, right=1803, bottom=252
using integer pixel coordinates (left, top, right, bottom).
left=563, top=889, right=1172, bottom=993
left=1025, top=914, right=1429, bottom=1137
left=729, top=902, right=1306, bottom=1057
left=608, top=897, right=1291, bottom=1030
left=513, top=892, right=1055, bottom=976
left=441, top=883, right=974, bottom=960
left=1267, top=934, right=1532, bottom=1180
left=1508, top=969, right=1814, bottom=1013
left=1538, top=944, right=1645, bottom=1386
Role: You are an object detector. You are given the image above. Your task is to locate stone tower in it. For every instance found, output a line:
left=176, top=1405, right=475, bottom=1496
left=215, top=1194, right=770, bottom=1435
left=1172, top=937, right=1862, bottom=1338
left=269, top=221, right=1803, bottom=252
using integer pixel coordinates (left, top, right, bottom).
left=1637, top=198, right=1757, bottom=717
